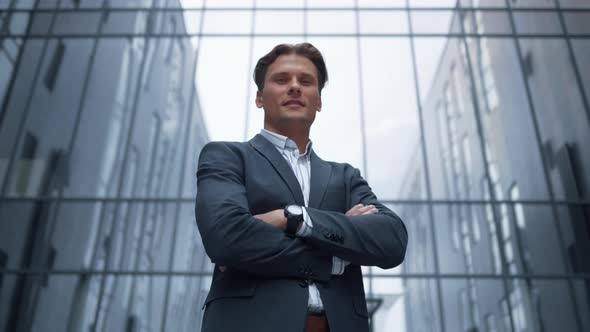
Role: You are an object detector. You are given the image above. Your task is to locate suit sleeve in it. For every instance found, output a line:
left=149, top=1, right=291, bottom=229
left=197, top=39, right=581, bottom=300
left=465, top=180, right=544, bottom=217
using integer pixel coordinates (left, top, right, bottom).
left=195, top=141, right=332, bottom=281
left=304, top=166, right=408, bottom=269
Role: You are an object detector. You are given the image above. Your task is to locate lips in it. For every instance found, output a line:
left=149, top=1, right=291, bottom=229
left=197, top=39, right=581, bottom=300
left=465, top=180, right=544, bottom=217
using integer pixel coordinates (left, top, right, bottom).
left=282, top=100, right=305, bottom=107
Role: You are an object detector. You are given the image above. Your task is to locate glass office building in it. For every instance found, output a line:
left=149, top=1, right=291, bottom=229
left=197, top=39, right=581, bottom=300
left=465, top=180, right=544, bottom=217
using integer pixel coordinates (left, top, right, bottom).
left=0, top=0, right=209, bottom=330
left=1, top=0, right=589, bottom=331
left=400, top=1, right=590, bottom=331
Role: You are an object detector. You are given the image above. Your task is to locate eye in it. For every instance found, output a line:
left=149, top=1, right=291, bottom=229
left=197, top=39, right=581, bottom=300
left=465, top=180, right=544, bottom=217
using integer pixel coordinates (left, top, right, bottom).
left=299, top=76, right=315, bottom=85
left=275, top=77, right=287, bottom=84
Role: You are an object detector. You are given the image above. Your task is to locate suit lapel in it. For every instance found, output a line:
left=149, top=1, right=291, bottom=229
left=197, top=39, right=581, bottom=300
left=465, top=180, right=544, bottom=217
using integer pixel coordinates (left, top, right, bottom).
left=309, top=151, right=332, bottom=209
left=249, top=134, right=305, bottom=205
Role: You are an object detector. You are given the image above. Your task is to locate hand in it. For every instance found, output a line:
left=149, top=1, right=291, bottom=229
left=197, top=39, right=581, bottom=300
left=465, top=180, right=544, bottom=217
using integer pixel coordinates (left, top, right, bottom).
left=255, top=209, right=287, bottom=230
left=345, top=204, right=379, bottom=216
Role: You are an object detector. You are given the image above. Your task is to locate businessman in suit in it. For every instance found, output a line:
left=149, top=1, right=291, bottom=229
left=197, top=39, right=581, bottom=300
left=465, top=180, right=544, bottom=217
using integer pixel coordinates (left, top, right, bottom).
left=195, top=43, right=408, bottom=332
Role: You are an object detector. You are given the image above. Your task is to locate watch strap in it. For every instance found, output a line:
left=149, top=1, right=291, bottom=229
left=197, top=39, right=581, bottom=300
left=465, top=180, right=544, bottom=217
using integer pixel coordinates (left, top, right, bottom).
left=284, top=205, right=303, bottom=236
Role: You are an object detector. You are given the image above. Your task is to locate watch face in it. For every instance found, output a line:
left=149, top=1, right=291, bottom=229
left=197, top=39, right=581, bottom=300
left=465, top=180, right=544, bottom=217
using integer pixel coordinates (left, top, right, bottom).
left=287, top=205, right=303, bottom=215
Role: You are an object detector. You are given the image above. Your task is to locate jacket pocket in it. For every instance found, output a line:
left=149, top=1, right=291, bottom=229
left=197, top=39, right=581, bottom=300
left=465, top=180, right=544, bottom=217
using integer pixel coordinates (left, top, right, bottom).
left=203, top=275, right=256, bottom=309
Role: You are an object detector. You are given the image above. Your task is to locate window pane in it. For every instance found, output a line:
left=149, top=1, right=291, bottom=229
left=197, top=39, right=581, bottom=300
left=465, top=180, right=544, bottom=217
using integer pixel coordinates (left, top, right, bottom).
left=202, top=10, right=252, bottom=34
left=255, top=10, right=304, bottom=34
left=411, top=10, right=454, bottom=34
left=404, top=278, right=443, bottom=332
left=395, top=203, right=436, bottom=274
left=359, top=10, right=408, bottom=34
left=515, top=38, right=590, bottom=202
left=513, top=11, right=562, bottom=35
left=440, top=279, right=504, bottom=332
left=360, top=38, right=420, bottom=199
left=307, top=10, right=356, bottom=34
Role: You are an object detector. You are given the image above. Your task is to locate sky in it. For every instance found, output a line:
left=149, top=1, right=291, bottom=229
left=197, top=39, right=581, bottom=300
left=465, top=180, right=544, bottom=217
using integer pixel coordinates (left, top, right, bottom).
left=179, top=0, right=453, bottom=198
left=179, top=1, right=454, bottom=330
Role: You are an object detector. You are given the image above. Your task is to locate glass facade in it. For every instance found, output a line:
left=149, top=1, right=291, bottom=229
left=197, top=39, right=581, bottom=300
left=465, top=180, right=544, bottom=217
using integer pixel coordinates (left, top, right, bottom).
left=0, top=0, right=589, bottom=331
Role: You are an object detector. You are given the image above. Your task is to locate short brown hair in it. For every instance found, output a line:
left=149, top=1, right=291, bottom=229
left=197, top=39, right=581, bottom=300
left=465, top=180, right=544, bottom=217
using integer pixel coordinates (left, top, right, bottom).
left=253, top=43, right=328, bottom=93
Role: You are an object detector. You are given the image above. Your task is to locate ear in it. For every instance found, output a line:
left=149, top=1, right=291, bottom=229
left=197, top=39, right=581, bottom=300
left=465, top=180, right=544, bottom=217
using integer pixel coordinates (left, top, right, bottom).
left=255, top=91, right=263, bottom=108
left=317, top=97, right=322, bottom=112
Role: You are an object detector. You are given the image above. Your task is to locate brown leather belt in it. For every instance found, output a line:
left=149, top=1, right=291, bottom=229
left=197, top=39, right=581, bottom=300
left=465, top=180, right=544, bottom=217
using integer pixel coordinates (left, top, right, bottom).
left=304, top=312, right=330, bottom=332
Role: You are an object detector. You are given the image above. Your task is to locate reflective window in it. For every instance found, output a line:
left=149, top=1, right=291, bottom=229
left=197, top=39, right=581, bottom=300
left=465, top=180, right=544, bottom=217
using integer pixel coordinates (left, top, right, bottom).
left=485, top=313, right=497, bottom=332
left=483, top=176, right=502, bottom=275
left=510, top=184, right=526, bottom=229
left=44, top=41, right=65, bottom=92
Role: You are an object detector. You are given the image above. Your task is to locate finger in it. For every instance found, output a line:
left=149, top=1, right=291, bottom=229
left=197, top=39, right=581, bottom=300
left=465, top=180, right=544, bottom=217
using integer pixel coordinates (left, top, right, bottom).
left=357, top=205, right=375, bottom=213
left=349, top=204, right=364, bottom=211
left=345, top=204, right=364, bottom=216
left=346, top=207, right=365, bottom=216
left=362, top=207, right=379, bottom=215
left=356, top=205, right=374, bottom=212
left=347, top=204, right=374, bottom=216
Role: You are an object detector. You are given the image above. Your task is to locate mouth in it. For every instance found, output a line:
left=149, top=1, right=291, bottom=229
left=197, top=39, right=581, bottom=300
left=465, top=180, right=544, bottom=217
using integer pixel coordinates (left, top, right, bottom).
left=282, top=100, right=305, bottom=107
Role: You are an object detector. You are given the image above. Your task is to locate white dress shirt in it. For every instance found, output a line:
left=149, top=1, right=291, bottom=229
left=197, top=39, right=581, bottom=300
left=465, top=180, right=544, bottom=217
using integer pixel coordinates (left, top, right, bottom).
left=259, top=129, right=349, bottom=313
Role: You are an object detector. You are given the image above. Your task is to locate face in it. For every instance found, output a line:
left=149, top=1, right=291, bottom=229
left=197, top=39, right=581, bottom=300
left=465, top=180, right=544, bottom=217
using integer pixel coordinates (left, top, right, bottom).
left=256, top=54, right=322, bottom=132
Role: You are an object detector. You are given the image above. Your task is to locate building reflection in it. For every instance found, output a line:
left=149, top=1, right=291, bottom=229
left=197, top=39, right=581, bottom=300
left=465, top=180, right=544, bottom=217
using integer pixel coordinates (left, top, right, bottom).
left=401, top=1, right=590, bottom=331
left=0, top=0, right=209, bottom=331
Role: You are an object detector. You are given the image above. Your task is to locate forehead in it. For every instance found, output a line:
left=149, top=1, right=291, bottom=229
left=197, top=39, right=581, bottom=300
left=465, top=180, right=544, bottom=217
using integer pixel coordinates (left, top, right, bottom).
left=266, top=54, right=318, bottom=79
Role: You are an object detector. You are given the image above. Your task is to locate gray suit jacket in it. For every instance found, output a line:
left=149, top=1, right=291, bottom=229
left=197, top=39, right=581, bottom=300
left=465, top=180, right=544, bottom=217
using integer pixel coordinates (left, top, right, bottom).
left=195, top=134, right=408, bottom=332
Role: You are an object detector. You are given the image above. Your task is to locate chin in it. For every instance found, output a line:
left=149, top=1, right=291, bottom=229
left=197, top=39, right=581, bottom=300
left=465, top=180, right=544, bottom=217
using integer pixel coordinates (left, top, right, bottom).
left=281, top=116, right=314, bottom=128
left=282, top=113, right=310, bottom=121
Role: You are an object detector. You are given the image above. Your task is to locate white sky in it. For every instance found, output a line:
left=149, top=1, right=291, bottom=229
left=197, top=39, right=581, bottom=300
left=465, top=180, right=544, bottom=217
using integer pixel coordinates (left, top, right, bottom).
left=180, top=1, right=453, bottom=197
left=180, top=1, right=454, bottom=330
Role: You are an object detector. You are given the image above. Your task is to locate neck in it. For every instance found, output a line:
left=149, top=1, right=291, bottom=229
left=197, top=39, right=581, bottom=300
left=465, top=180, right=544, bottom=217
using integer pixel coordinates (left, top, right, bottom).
left=264, top=124, right=310, bottom=154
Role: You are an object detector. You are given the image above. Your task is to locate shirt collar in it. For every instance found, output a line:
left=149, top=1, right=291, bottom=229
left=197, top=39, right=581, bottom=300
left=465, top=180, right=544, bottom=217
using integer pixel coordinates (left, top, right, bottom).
left=260, top=129, right=313, bottom=156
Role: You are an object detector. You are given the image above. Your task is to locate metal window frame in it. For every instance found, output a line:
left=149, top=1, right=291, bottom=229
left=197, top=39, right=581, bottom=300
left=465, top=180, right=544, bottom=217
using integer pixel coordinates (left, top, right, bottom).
left=1, top=268, right=590, bottom=280
left=1, top=6, right=590, bottom=13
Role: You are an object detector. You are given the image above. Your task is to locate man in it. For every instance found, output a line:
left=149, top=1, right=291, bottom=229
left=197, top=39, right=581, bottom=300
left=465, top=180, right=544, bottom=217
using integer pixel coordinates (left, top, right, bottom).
left=195, top=43, right=407, bottom=332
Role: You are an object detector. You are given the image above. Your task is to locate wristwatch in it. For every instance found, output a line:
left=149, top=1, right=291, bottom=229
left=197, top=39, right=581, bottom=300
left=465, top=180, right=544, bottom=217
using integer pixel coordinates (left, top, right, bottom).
left=284, top=205, right=304, bottom=237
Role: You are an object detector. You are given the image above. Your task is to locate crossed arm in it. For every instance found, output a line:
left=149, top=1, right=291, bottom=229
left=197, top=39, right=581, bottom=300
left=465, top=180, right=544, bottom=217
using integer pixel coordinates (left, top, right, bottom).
left=195, top=142, right=407, bottom=281
left=217, top=204, right=379, bottom=272
left=253, top=204, right=379, bottom=231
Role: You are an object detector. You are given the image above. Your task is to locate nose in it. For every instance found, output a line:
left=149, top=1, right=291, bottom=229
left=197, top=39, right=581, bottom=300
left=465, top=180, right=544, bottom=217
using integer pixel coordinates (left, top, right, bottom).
left=287, top=77, right=301, bottom=95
